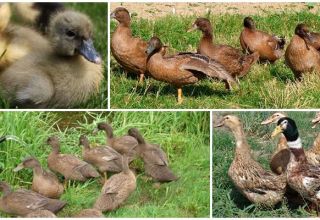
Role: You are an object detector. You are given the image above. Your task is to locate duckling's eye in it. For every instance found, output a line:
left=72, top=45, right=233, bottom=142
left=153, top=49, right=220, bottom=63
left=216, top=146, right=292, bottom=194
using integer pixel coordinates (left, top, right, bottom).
left=66, top=30, right=76, bottom=38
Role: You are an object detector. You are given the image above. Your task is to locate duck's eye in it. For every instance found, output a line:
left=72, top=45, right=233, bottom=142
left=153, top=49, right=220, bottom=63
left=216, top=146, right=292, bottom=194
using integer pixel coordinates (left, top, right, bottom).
left=225, top=116, right=229, bottom=120
left=66, top=30, right=76, bottom=38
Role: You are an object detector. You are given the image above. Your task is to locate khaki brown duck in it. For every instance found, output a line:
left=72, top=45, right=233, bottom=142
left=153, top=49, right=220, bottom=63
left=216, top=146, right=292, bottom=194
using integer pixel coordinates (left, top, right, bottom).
left=240, top=17, right=285, bottom=63
left=79, top=135, right=123, bottom=180
left=0, top=181, right=66, bottom=217
left=0, top=10, right=103, bottom=108
left=188, top=17, right=259, bottom=87
left=128, top=128, right=178, bottom=182
left=214, top=115, right=286, bottom=206
left=47, top=136, right=100, bottom=186
left=13, top=156, right=64, bottom=198
left=285, top=24, right=320, bottom=79
left=24, top=210, right=57, bottom=217
left=95, top=122, right=138, bottom=162
left=73, top=208, right=104, bottom=217
left=111, top=7, right=148, bottom=83
left=93, top=156, right=136, bottom=211
left=146, top=36, right=238, bottom=104
left=271, top=117, right=320, bottom=207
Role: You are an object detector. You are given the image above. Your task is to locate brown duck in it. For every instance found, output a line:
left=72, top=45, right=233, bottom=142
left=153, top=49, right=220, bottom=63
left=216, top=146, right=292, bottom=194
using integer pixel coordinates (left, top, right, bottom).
left=95, top=122, right=138, bottom=162
left=94, top=156, right=136, bottom=211
left=111, top=7, right=148, bottom=83
left=128, top=127, right=178, bottom=182
left=240, top=17, right=285, bottom=63
left=24, top=210, right=57, bottom=217
left=0, top=181, right=66, bottom=217
left=73, top=208, right=104, bottom=217
left=47, top=136, right=100, bottom=186
left=189, top=18, right=259, bottom=84
left=285, top=24, right=320, bottom=79
left=146, top=36, right=238, bottom=104
left=13, top=156, right=64, bottom=198
left=80, top=135, right=123, bottom=180
left=214, top=115, right=286, bottom=206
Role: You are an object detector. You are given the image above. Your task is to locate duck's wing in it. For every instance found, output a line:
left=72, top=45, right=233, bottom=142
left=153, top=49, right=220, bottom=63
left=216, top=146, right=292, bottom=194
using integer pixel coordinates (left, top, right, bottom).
left=93, top=146, right=122, bottom=161
left=11, top=189, right=52, bottom=210
left=143, top=146, right=168, bottom=166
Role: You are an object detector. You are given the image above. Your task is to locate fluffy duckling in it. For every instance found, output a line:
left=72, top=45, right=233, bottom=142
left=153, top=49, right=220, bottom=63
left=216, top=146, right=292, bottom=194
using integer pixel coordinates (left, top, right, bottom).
left=146, top=36, right=238, bottom=104
left=261, top=112, right=290, bottom=175
left=188, top=18, right=259, bottom=84
left=73, top=208, right=104, bottom=217
left=0, top=181, right=66, bottom=217
left=271, top=117, right=320, bottom=206
left=0, top=10, right=103, bottom=108
left=93, top=156, right=136, bottom=212
left=128, top=128, right=178, bottom=182
left=24, top=210, right=57, bottom=218
left=214, top=115, right=286, bottom=206
left=285, top=24, right=320, bottom=79
left=13, top=157, right=64, bottom=199
left=240, top=17, right=285, bottom=63
left=79, top=135, right=123, bottom=180
left=47, top=136, right=100, bottom=186
left=95, top=122, right=138, bottom=162
left=111, top=7, right=148, bottom=83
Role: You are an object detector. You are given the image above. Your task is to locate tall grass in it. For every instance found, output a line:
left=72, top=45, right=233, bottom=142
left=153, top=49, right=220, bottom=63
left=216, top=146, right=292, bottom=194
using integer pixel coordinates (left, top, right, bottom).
left=213, top=111, right=319, bottom=217
left=0, top=111, right=210, bottom=217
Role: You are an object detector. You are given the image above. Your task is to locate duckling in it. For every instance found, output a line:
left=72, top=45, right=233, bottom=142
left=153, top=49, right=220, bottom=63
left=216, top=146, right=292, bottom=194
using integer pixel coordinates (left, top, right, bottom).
left=261, top=112, right=290, bottom=175
left=0, top=181, right=66, bottom=217
left=95, top=122, right=138, bottom=162
left=285, top=24, right=320, bottom=79
left=73, top=208, right=104, bottom=217
left=47, top=136, right=100, bottom=186
left=24, top=210, right=57, bottom=218
left=145, top=36, right=238, bottom=104
left=0, top=10, right=103, bottom=108
left=93, top=156, right=136, bottom=211
left=111, top=7, right=148, bottom=83
left=13, top=156, right=64, bottom=199
left=188, top=18, right=259, bottom=86
left=128, top=128, right=178, bottom=182
left=271, top=117, right=320, bottom=207
left=214, top=115, right=286, bottom=206
left=240, top=17, right=285, bottom=63
left=79, top=135, right=123, bottom=180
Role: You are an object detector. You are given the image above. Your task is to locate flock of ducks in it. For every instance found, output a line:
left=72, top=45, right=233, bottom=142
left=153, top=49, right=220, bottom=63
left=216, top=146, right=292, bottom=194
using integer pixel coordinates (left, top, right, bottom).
left=0, top=123, right=178, bottom=217
left=215, top=112, right=320, bottom=213
left=111, top=7, right=320, bottom=103
left=0, top=3, right=103, bottom=108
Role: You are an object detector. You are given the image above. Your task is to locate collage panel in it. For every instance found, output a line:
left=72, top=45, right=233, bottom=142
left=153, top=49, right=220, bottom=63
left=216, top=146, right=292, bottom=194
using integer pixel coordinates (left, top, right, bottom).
left=0, top=2, right=107, bottom=109
left=212, top=111, right=320, bottom=217
left=0, top=111, right=210, bottom=217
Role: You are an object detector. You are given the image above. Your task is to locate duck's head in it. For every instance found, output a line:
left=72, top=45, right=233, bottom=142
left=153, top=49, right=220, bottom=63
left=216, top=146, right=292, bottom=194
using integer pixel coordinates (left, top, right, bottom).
left=0, top=3, right=11, bottom=32
left=188, top=18, right=212, bottom=34
left=272, top=117, right=299, bottom=142
left=79, top=135, right=89, bottom=147
left=214, top=115, right=242, bottom=131
left=49, top=11, right=101, bottom=64
left=47, top=136, right=60, bottom=148
left=146, top=36, right=163, bottom=56
left=295, top=23, right=313, bottom=41
left=110, top=7, right=130, bottom=25
left=261, top=112, right=286, bottom=125
left=13, top=157, right=40, bottom=172
left=243, top=17, right=255, bottom=29
left=312, top=112, right=320, bottom=128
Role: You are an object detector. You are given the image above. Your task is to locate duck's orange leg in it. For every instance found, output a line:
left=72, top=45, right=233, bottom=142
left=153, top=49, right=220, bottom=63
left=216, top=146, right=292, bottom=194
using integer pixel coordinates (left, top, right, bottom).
left=139, top=73, right=144, bottom=84
left=177, top=88, right=183, bottom=104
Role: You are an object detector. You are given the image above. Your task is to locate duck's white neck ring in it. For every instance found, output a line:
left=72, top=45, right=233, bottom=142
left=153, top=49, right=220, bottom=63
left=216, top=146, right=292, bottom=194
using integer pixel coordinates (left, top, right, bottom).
left=287, top=137, right=302, bottom=149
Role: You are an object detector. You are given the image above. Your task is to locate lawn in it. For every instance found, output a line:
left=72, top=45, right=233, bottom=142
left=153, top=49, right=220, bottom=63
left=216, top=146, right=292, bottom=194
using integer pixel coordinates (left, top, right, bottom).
left=0, top=3, right=107, bottom=109
left=110, top=7, right=320, bottom=109
left=212, top=111, right=320, bottom=217
left=0, top=111, right=210, bottom=217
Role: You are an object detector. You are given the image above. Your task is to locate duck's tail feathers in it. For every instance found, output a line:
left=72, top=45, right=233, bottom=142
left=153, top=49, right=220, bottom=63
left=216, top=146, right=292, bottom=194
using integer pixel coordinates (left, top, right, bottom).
left=275, top=36, right=286, bottom=50
left=238, top=51, right=259, bottom=78
left=81, top=164, right=100, bottom=178
left=47, top=200, right=67, bottom=214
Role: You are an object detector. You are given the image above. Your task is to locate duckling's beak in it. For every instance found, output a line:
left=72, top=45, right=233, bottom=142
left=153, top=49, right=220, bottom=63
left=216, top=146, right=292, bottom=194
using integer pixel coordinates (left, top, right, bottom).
left=78, top=39, right=101, bottom=64
left=187, top=24, right=197, bottom=32
left=271, top=125, right=283, bottom=138
left=261, top=117, right=274, bottom=125
left=13, top=163, right=24, bottom=172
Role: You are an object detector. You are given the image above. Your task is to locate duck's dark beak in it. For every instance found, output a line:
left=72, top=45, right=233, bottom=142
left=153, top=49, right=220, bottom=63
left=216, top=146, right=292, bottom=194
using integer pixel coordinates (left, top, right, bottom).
left=0, top=136, right=6, bottom=143
left=13, top=163, right=24, bottom=172
left=145, top=45, right=154, bottom=55
left=214, top=119, right=224, bottom=128
left=79, top=39, right=102, bottom=64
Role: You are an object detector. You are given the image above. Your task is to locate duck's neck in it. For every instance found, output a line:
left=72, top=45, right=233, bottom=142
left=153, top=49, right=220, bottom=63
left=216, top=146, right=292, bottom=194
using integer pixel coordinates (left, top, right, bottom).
left=200, top=30, right=214, bottom=45
left=0, top=184, right=11, bottom=197
left=286, top=137, right=307, bottom=162
left=51, top=146, right=60, bottom=155
left=103, top=127, right=114, bottom=139
left=231, top=126, right=251, bottom=154
left=116, top=22, right=132, bottom=36
left=32, top=165, right=44, bottom=176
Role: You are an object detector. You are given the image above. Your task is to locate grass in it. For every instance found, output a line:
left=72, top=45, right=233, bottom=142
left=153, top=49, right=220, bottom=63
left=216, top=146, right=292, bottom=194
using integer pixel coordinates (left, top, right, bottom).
left=0, top=3, right=107, bottom=109
left=111, top=9, right=320, bottom=109
left=213, top=111, right=320, bottom=217
left=0, top=111, right=210, bottom=217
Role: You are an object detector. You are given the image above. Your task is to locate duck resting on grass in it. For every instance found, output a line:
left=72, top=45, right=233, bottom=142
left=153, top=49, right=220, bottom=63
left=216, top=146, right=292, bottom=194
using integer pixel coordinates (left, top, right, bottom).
left=214, top=115, right=286, bottom=206
left=145, top=36, right=238, bottom=104
left=271, top=117, right=320, bottom=211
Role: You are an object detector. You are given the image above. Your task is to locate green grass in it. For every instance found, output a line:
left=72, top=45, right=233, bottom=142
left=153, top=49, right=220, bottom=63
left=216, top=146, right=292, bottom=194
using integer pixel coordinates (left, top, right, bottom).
left=0, top=111, right=210, bottom=217
left=111, top=10, right=320, bottom=109
left=213, top=111, right=320, bottom=217
left=0, top=3, right=107, bottom=109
